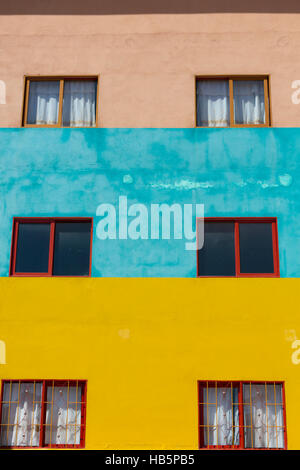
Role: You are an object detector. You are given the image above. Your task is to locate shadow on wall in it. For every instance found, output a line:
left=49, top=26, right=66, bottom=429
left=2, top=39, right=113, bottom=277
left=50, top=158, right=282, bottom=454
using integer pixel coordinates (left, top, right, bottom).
left=1, top=0, right=300, bottom=14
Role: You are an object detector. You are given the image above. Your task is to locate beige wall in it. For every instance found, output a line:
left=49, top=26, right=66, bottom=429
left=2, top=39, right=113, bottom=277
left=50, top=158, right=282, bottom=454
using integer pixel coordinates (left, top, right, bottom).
left=0, top=14, right=300, bottom=127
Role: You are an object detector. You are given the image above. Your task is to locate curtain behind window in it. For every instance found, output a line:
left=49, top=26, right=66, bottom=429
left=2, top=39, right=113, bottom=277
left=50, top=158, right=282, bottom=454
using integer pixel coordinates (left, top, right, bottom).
left=243, top=384, right=284, bottom=448
left=203, top=386, right=240, bottom=446
left=27, top=81, right=60, bottom=125
left=0, top=382, right=42, bottom=447
left=233, top=80, right=265, bottom=125
left=62, top=80, right=97, bottom=127
left=196, top=80, right=230, bottom=127
left=45, top=385, right=82, bottom=445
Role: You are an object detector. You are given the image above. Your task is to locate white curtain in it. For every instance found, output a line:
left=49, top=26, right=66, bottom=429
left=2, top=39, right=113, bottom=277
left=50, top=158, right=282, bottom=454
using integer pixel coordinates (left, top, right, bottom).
left=27, top=81, right=60, bottom=125
left=196, top=80, right=230, bottom=127
left=243, top=384, right=284, bottom=448
left=203, top=386, right=240, bottom=446
left=233, top=80, right=265, bottom=125
left=45, top=385, right=82, bottom=445
left=0, top=382, right=42, bottom=447
left=62, top=80, right=97, bottom=127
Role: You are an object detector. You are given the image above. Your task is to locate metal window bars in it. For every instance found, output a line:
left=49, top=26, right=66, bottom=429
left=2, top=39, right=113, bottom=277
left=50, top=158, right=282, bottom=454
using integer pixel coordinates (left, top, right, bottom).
left=198, top=381, right=287, bottom=450
left=0, top=380, right=86, bottom=448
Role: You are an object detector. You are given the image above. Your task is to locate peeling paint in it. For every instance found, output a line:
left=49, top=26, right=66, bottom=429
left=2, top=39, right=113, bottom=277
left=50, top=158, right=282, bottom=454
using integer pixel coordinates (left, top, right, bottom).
left=123, top=174, right=133, bottom=184
left=149, top=180, right=214, bottom=190
left=279, top=174, right=293, bottom=187
left=257, top=180, right=279, bottom=189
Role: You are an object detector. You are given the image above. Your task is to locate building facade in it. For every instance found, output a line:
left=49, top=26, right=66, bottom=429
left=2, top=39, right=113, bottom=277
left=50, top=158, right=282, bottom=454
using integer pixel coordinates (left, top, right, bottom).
left=0, top=1, right=300, bottom=449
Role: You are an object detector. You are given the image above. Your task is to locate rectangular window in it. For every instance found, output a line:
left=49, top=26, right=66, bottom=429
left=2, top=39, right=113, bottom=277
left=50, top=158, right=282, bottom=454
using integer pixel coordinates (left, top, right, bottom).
left=10, top=218, right=93, bottom=277
left=0, top=380, right=87, bottom=448
left=23, top=77, right=98, bottom=127
left=196, top=77, right=270, bottom=127
left=197, top=218, right=279, bottom=277
left=198, top=381, right=287, bottom=449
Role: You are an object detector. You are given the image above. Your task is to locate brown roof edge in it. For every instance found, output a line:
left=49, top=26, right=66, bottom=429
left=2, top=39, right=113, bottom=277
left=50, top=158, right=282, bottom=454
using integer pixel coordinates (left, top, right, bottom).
left=1, top=0, right=300, bottom=15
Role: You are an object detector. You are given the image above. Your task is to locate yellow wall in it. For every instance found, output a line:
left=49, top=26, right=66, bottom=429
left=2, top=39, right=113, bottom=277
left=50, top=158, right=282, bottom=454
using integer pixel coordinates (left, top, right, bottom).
left=0, top=278, right=299, bottom=449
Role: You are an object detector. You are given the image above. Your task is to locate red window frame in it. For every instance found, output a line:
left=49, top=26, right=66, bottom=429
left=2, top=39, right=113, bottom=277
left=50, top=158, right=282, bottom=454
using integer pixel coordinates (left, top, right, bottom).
left=0, top=379, right=87, bottom=449
left=10, top=217, right=93, bottom=277
left=198, top=380, right=287, bottom=450
left=196, top=217, right=280, bottom=278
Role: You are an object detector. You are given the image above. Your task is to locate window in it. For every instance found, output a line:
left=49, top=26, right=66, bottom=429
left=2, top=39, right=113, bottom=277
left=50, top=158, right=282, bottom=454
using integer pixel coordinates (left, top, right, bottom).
left=0, top=380, right=87, bottom=448
left=196, top=77, right=270, bottom=127
left=197, top=218, right=279, bottom=277
left=10, top=218, right=93, bottom=277
left=198, top=381, right=287, bottom=449
left=23, top=77, right=98, bottom=127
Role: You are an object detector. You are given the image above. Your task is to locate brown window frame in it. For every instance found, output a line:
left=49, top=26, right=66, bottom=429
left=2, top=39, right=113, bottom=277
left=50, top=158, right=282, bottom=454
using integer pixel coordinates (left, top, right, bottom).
left=195, top=75, right=271, bottom=128
left=22, top=75, right=99, bottom=128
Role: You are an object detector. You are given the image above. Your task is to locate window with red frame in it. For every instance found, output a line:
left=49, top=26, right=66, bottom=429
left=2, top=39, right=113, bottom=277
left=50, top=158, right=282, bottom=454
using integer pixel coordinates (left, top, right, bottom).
left=197, top=218, right=279, bottom=277
left=0, top=380, right=87, bottom=448
left=198, top=381, right=287, bottom=449
left=10, top=218, right=92, bottom=276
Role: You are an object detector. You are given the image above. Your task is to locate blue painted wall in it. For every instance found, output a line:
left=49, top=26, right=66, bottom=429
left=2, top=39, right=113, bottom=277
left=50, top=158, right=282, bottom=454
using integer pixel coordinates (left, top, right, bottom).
left=0, top=128, right=299, bottom=277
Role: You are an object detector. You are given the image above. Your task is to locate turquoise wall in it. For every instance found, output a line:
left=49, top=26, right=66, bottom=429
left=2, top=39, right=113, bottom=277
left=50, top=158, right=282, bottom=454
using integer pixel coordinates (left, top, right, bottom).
left=0, top=128, right=299, bottom=277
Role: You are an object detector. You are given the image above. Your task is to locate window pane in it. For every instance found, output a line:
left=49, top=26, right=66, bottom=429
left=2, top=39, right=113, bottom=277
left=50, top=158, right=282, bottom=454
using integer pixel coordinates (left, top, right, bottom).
left=239, top=223, right=274, bottom=274
left=27, top=81, right=60, bottom=125
left=233, top=80, right=265, bottom=125
left=196, top=79, right=230, bottom=127
left=15, top=223, right=50, bottom=273
left=62, top=80, right=97, bottom=127
left=52, top=222, right=91, bottom=276
left=198, top=222, right=235, bottom=276
left=45, top=384, right=82, bottom=445
left=243, top=384, right=284, bottom=449
left=0, top=382, right=42, bottom=447
left=202, top=385, right=239, bottom=446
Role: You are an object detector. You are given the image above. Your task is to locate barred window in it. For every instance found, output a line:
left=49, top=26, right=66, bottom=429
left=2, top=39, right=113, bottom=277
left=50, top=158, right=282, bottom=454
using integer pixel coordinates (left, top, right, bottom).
left=0, top=380, right=87, bottom=448
left=198, top=381, right=287, bottom=449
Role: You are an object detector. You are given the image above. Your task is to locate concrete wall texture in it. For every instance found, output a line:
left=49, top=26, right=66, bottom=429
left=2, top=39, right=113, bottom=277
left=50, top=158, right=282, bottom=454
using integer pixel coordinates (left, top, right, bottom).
left=1, top=13, right=300, bottom=127
left=0, top=128, right=299, bottom=278
left=1, top=6, right=300, bottom=450
left=0, top=278, right=299, bottom=449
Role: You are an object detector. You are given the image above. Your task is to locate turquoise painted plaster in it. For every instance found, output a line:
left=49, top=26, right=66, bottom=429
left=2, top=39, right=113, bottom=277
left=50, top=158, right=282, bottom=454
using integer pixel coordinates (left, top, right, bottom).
left=0, top=128, right=299, bottom=277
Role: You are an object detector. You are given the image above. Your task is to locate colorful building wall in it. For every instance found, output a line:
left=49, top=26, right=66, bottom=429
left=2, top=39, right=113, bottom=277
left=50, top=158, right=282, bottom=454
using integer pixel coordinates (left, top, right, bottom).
left=1, top=10, right=300, bottom=127
left=0, top=1, right=300, bottom=450
left=0, top=128, right=299, bottom=277
left=1, top=278, right=300, bottom=449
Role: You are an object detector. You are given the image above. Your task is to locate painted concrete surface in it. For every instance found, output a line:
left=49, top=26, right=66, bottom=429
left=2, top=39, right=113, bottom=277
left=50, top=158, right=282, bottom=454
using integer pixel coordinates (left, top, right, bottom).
left=0, top=128, right=299, bottom=277
left=1, top=14, right=300, bottom=127
left=0, top=278, right=299, bottom=448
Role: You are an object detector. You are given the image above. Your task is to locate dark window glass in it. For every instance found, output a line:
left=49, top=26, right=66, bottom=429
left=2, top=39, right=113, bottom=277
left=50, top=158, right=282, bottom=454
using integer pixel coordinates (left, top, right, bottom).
left=198, top=222, right=236, bottom=276
left=15, top=223, right=50, bottom=273
left=239, top=223, right=274, bottom=274
left=52, top=222, right=91, bottom=276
